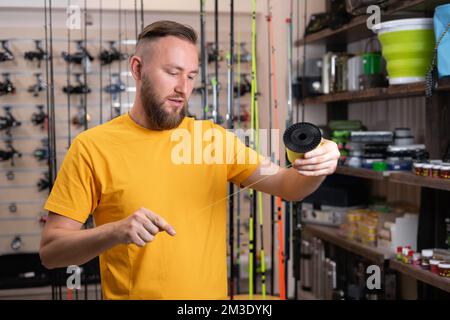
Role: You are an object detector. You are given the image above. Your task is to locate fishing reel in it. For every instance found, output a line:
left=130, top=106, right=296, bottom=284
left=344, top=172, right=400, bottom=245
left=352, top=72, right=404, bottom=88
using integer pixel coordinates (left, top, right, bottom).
left=72, top=106, right=92, bottom=128
left=234, top=74, right=252, bottom=97
left=63, top=73, right=91, bottom=95
left=10, top=235, right=22, bottom=252
left=0, top=73, right=16, bottom=96
left=104, top=73, right=126, bottom=100
left=61, top=40, right=94, bottom=65
left=99, top=41, right=128, bottom=65
left=206, top=42, right=224, bottom=64
left=33, top=148, right=49, bottom=162
left=31, top=105, right=47, bottom=129
left=33, top=138, right=49, bottom=162
left=24, top=40, right=49, bottom=68
left=234, top=43, right=252, bottom=63
left=0, top=139, right=22, bottom=166
left=0, top=106, right=21, bottom=136
left=0, top=40, right=14, bottom=63
left=27, top=73, right=47, bottom=97
left=37, top=172, right=50, bottom=192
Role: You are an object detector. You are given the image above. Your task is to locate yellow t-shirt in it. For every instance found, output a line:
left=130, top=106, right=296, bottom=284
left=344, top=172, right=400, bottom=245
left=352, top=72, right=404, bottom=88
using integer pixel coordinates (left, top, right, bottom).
left=44, top=113, right=261, bottom=300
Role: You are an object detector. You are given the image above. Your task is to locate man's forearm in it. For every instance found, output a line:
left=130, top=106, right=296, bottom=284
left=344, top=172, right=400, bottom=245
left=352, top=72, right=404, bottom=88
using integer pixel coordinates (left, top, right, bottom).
left=40, top=222, right=120, bottom=269
left=280, top=167, right=325, bottom=201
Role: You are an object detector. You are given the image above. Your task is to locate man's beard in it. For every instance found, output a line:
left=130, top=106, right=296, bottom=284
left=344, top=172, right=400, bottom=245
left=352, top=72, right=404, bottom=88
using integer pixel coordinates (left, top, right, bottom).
left=140, top=73, right=186, bottom=130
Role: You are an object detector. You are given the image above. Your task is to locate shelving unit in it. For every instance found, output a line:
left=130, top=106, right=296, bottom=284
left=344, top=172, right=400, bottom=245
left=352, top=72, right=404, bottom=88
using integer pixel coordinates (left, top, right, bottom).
left=304, top=224, right=392, bottom=264
left=296, top=0, right=450, bottom=299
left=390, top=260, right=450, bottom=293
left=335, top=167, right=450, bottom=192
left=296, top=0, right=446, bottom=46
left=304, top=79, right=450, bottom=105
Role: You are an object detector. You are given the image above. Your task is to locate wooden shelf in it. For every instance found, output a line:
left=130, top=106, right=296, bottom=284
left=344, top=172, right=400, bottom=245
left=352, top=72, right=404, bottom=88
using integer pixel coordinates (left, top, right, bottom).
left=304, top=224, right=392, bottom=264
left=335, top=166, right=387, bottom=180
left=296, top=0, right=444, bottom=46
left=303, top=79, right=450, bottom=105
left=389, top=172, right=450, bottom=192
left=390, top=259, right=450, bottom=293
left=335, top=166, right=450, bottom=192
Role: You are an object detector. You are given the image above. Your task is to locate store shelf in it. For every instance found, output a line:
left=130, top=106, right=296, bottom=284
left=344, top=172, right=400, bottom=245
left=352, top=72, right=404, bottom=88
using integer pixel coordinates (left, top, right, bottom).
left=335, top=166, right=387, bottom=180
left=389, top=172, right=450, bottom=192
left=295, top=0, right=444, bottom=46
left=304, top=224, right=392, bottom=264
left=389, top=259, right=450, bottom=293
left=303, top=79, right=450, bottom=105
left=335, top=166, right=450, bottom=192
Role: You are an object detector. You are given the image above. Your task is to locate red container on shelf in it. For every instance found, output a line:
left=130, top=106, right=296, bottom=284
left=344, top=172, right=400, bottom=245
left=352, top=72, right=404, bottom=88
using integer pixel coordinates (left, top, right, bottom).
left=430, top=259, right=441, bottom=274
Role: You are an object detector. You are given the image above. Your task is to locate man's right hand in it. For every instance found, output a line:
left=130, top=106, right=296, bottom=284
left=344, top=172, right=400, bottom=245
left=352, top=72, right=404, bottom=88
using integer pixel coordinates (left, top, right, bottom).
left=113, top=207, right=176, bottom=247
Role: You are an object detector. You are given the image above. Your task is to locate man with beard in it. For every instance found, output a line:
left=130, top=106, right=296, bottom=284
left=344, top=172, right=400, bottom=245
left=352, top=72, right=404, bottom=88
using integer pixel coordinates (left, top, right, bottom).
left=40, top=21, right=340, bottom=299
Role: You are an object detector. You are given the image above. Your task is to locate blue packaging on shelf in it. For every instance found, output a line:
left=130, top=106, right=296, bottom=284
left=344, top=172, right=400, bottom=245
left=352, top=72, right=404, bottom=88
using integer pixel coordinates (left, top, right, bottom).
left=434, top=4, right=450, bottom=78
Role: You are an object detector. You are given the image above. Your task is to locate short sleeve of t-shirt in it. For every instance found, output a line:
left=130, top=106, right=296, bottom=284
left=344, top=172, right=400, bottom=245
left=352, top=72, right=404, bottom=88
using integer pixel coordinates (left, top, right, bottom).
left=216, top=125, right=262, bottom=185
left=44, top=136, right=100, bottom=223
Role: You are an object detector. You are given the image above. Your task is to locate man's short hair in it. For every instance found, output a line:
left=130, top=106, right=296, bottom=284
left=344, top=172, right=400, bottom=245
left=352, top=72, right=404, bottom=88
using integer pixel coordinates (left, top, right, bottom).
left=137, top=20, right=197, bottom=50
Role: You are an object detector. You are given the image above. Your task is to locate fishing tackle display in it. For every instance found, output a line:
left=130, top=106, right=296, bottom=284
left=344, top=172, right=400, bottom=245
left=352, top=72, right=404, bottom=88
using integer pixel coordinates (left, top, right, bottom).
left=27, top=73, right=47, bottom=97
left=24, top=40, right=49, bottom=68
left=63, top=73, right=91, bottom=94
left=98, top=41, right=128, bottom=65
left=31, top=105, right=47, bottom=129
left=0, top=73, right=16, bottom=96
left=61, top=40, right=94, bottom=65
left=0, top=106, right=21, bottom=136
left=0, top=40, right=14, bottom=62
left=0, top=139, right=22, bottom=166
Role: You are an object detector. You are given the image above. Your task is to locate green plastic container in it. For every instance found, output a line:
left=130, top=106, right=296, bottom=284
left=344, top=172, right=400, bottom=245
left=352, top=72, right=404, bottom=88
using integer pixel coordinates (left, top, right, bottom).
left=362, top=52, right=382, bottom=75
left=372, top=18, right=435, bottom=85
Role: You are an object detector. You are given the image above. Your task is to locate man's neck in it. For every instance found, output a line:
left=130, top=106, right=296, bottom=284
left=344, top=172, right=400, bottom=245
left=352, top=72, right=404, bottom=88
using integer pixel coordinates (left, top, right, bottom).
left=129, top=102, right=152, bottom=130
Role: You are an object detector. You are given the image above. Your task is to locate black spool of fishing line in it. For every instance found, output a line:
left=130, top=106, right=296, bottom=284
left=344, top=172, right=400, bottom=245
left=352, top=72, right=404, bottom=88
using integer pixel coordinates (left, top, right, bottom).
left=283, top=122, right=322, bottom=163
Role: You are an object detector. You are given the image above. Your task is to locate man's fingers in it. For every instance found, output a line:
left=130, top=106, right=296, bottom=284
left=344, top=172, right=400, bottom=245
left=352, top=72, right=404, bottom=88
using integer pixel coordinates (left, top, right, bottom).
left=141, top=208, right=176, bottom=236
left=297, top=168, right=333, bottom=177
left=142, top=219, right=160, bottom=235
left=153, top=215, right=176, bottom=236
left=131, top=234, right=146, bottom=247
left=137, top=227, right=155, bottom=243
left=294, top=160, right=337, bottom=172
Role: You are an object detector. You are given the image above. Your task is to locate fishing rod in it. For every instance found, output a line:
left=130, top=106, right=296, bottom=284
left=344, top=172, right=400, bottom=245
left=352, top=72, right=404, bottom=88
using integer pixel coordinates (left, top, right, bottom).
left=200, top=0, right=208, bottom=120
left=118, top=0, right=123, bottom=116
left=212, top=0, right=220, bottom=124
left=267, top=0, right=286, bottom=300
left=66, top=0, right=72, bottom=146
left=249, top=0, right=259, bottom=299
left=124, top=8, right=132, bottom=113
left=227, top=0, right=235, bottom=300
left=82, top=0, right=88, bottom=131
left=140, top=0, right=144, bottom=32
left=301, top=0, right=307, bottom=122
left=251, top=0, right=267, bottom=299
left=44, top=0, right=59, bottom=300
left=99, top=0, right=103, bottom=124
left=284, top=0, right=294, bottom=299
left=235, top=17, right=242, bottom=295
left=266, top=0, right=275, bottom=297
left=134, top=0, right=139, bottom=41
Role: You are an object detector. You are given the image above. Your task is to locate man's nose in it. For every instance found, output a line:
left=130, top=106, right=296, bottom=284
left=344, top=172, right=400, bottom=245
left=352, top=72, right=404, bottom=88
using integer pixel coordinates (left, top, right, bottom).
left=174, top=76, right=188, bottom=96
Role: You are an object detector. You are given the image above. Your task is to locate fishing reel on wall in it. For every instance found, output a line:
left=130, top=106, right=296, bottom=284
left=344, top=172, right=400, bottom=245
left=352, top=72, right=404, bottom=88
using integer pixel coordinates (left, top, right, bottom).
left=0, top=40, right=14, bottom=62
left=0, top=73, right=16, bottom=96
left=24, top=40, right=49, bottom=68
left=0, top=106, right=21, bottom=136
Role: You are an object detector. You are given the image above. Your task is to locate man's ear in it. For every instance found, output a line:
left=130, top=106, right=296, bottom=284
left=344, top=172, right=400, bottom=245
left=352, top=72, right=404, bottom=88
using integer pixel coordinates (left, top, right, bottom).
left=130, top=56, right=142, bottom=80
